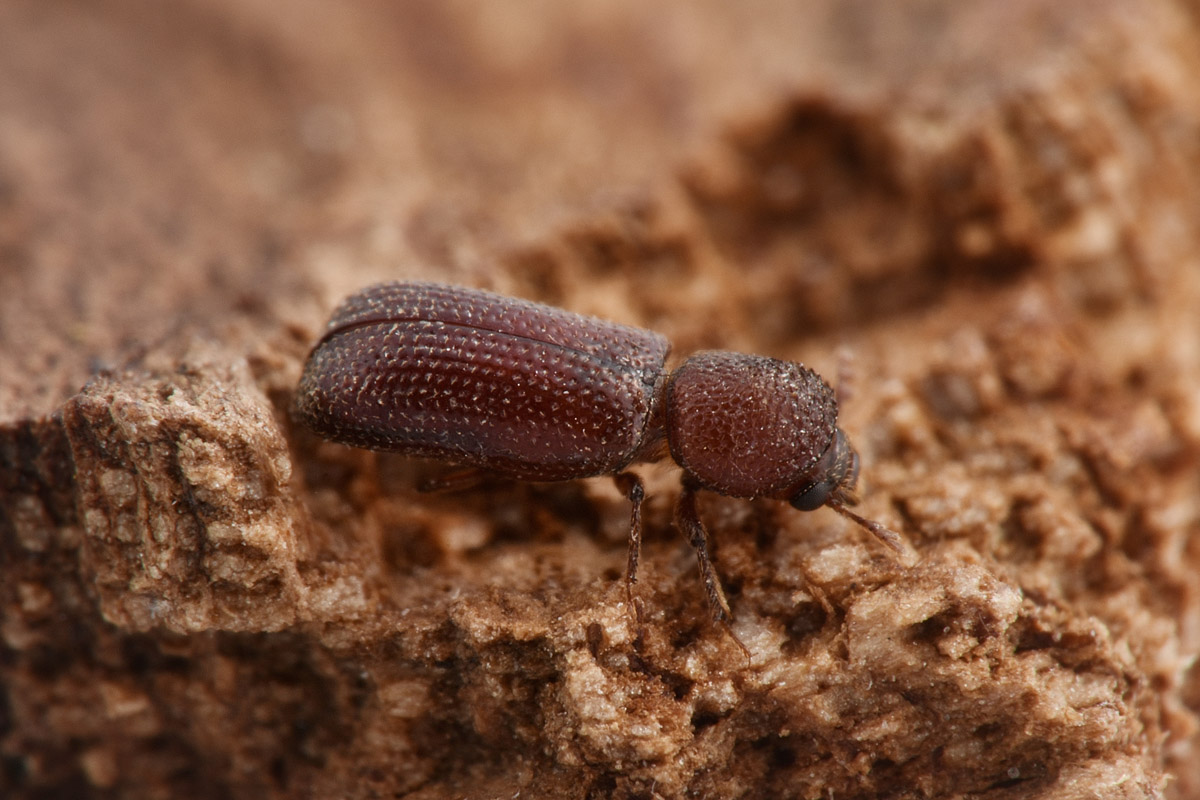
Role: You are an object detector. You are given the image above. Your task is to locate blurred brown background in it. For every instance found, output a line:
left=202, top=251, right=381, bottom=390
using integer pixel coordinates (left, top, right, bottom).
left=3, top=1, right=1200, bottom=797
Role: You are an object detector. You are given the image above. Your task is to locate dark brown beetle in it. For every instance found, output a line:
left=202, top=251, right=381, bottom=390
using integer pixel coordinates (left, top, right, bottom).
left=294, top=281, right=901, bottom=621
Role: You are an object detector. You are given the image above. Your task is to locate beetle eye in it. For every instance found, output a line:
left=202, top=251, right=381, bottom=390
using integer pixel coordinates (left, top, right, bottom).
left=788, top=428, right=861, bottom=511
left=790, top=480, right=833, bottom=511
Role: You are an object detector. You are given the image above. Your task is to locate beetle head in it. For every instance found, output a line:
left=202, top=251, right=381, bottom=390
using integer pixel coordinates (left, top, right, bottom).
left=788, top=427, right=861, bottom=511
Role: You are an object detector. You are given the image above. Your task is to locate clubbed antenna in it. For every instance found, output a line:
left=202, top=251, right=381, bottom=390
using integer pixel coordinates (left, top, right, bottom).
left=827, top=499, right=906, bottom=554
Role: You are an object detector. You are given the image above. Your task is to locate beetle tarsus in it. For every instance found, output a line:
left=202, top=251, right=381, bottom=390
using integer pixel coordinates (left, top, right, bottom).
left=419, top=467, right=488, bottom=494
left=676, top=479, right=734, bottom=622
left=614, top=471, right=647, bottom=625
left=835, top=346, right=855, bottom=407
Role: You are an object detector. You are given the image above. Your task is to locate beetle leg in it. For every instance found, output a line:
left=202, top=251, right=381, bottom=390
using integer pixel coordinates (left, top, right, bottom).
left=613, top=471, right=646, bottom=623
left=418, top=467, right=489, bottom=494
left=675, top=478, right=733, bottom=622
left=835, top=345, right=855, bottom=407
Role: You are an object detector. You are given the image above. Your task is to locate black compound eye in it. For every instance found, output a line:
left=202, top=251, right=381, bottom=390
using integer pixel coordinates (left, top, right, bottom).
left=790, top=480, right=833, bottom=511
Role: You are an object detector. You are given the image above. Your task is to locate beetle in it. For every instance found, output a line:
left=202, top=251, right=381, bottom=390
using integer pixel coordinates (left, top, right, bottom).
left=294, top=281, right=902, bottom=622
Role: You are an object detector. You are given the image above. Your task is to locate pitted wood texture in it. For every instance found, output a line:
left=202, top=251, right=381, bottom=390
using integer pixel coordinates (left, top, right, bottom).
left=3, top=1, right=1200, bottom=798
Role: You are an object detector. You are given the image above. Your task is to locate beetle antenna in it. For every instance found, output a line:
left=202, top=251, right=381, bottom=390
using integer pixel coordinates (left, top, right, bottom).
left=835, top=346, right=855, bottom=406
left=827, top=500, right=906, bottom=554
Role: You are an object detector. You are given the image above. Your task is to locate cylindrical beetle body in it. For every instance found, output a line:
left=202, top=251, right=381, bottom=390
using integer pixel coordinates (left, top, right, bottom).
left=295, top=282, right=671, bottom=482
left=295, top=281, right=901, bottom=624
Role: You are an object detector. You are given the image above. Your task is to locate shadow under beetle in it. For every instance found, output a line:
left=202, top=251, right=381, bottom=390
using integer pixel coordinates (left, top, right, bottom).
left=294, top=281, right=902, bottom=623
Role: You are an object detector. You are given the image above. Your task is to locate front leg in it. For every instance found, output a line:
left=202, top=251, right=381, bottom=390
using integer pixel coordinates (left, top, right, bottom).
left=675, top=476, right=733, bottom=622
